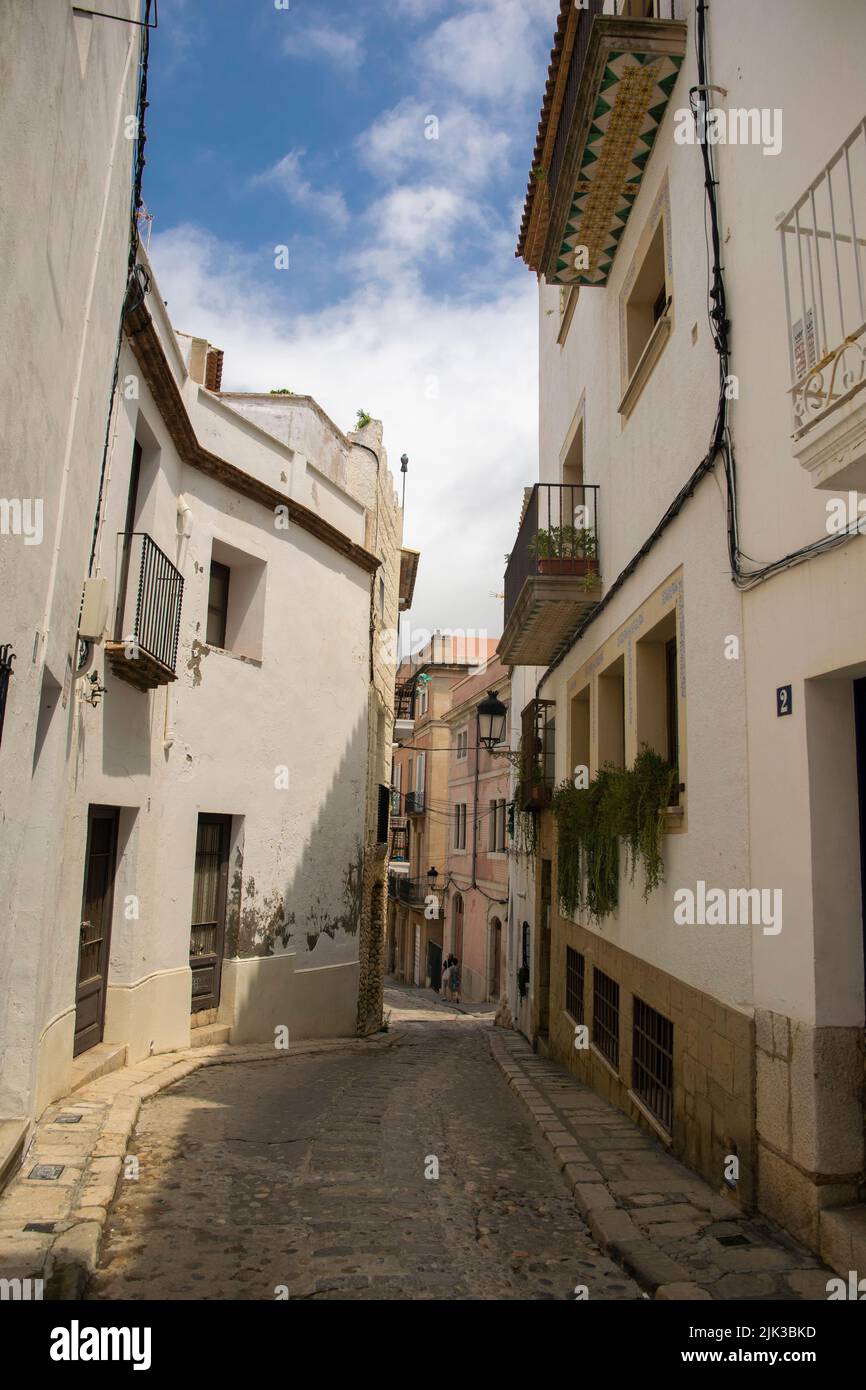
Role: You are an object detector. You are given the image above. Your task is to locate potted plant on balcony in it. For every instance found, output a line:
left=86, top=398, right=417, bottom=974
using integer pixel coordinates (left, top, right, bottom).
left=529, top=524, right=598, bottom=579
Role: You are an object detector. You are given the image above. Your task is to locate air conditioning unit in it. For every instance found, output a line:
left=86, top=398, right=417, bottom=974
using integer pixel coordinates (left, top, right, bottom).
left=78, top=578, right=109, bottom=642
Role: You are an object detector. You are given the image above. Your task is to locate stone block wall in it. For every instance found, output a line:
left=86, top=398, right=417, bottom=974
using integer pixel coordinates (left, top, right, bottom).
left=548, top=912, right=757, bottom=1211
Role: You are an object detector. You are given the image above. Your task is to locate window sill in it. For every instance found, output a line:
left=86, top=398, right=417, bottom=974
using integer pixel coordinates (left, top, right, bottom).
left=557, top=287, right=579, bottom=345
left=627, top=1088, right=673, bottom=1147
left=619, top=311, right=672, bottom=419
left=663, top=804, right=685, bottom=833
left=208, top=645, right=263, bottom=668
left=590, top=1042, right=620, bottom=1083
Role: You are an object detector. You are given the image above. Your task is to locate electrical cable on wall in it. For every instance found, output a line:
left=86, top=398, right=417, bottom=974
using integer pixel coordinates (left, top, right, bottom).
left=537, top=0, right=864, bottom=698
left=87, top=0, right=154, bottom=579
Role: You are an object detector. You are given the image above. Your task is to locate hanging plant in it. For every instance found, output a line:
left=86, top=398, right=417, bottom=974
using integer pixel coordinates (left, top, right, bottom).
left=553, top=746, right=676, bottom=920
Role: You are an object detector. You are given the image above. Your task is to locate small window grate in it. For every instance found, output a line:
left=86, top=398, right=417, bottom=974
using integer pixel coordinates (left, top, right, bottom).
left=592, top=967, right=620, bottom=1070
left=566, top=947, right=585, bottom=1024
left=632, top=996, right=674, bottom=1132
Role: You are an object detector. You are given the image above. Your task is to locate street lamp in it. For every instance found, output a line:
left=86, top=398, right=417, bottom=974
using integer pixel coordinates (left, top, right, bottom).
left=427, top=866, right=439, bottom=890
left=477, top=689, right=507, bottom=751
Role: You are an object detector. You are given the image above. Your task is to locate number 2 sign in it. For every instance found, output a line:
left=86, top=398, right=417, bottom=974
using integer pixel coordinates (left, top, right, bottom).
left=777, top=685, right=793, bottom=717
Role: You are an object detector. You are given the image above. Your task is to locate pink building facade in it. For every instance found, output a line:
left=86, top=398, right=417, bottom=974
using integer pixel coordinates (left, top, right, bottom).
left=443, top=658, right=510, bottom=1004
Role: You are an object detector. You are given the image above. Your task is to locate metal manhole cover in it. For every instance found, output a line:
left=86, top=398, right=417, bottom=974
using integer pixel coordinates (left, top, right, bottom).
left=28, top=1164, right=65, bottom=1181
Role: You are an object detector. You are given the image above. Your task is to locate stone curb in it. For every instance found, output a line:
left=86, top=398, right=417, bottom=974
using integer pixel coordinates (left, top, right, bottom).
left=487, top=1029, right=695, bottom=1300
left=3, top=1028, right=401, bottom=1301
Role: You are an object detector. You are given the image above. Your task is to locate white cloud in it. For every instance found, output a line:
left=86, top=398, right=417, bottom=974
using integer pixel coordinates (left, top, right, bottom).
left=357, top=99, right=511, bottom=187
left=252, top=150, right=349, bottom=227
left=417, top=0, right=552, bottom=103
left=148, top=223, right=538, bottom=639
left=282, top=22, right=363, bottom=70
left=346, top=184, right=474, bottom=281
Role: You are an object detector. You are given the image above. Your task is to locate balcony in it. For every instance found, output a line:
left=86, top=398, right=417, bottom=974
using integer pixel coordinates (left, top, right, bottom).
left=500, top=483, right=601, bottom=666
left=394, top=680, right=415, bottom=743
left=781, top=117, right=866, bottom=489
left=387, top=874, right=434, bottom=908
left=105, top=533, right=184, bottom=692
left=405, top=790, right=425, bottom=816
left=519, top=699, right=556, bottom=812
left=518, top=0, right=686, bottom=286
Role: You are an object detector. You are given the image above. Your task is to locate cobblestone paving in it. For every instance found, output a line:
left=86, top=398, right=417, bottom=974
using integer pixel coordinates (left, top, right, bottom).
left=491, top=1028, right=833, bottom=1301
left=89, top=988, right=640, bottom=1301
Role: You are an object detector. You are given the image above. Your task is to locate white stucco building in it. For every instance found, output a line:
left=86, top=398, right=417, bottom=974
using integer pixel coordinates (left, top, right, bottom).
left=0, top=0, right=414, bottom=1180
left=504, top=0, right=866, bottom=1271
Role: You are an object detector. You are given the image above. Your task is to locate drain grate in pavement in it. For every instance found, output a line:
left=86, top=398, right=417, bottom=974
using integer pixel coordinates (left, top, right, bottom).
left=28, top=1164, right=64, bottom=1181
left=24, top=1221, right=57, bottom=1233
left=716, top=1234, right=751, bottom=1247
left=53, top=1113, right=84, bottom=1125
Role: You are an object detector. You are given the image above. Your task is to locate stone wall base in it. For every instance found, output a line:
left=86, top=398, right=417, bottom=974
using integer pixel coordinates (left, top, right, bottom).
left=755, top=1009, right=864, bottom=1252
left=548, top=915, right=756, bottom=1210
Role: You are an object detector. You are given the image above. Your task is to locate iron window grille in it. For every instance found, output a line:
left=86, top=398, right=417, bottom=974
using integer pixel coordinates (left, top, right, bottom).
left=592, top=967, right=620, bottom=1070
left=566, top=947, right=585, bottom=1024
left=632, top=996, right=674, bottom=1132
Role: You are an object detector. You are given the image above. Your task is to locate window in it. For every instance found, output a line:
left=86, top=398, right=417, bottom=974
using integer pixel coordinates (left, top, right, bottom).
left=558, top=284, right=579, bottom=344
left=626, top=220, right=667, bottom=378
left=488, top=798, right=507, bottom=852
left=454, top=803, right=467, bottom=851
left=665, top=636, right=680, bottom=800
left=621, top=215, right=671, bottom=416
left=207, top=562, right=230, bottom=649
left=520, top=699, right=556, bottom=811
left=598, top=655, right=625, bottom=769
left=376, top=784, right=390, bottom=845
left=521, top=922, right=531, bottom=973
left=206, top=539, right=268, bottom=661
left=636, top=611, right=680, bottom=807
left=378, top=577, right=385, bottom=619
left=570, top=684, right=590, bottom=786
left=565, top=947, right=585, bottom=1024
left=632, top=997, right=674, bottom=1132
left=417, top=681, right=429, bottom=716
left=592, top=967, right=620, bottom=1070
left=456, top=729, right=469, bottom=760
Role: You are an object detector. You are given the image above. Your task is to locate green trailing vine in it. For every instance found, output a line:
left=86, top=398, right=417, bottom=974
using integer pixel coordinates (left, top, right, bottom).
left=552, top=746, right=676, bottom=920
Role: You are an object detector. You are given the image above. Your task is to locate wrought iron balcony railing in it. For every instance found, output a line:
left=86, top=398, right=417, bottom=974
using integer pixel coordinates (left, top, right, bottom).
left=519, top=699, right=557, bottom=812
left=405, top=790, right=425, bottom=815
left=504, top=483, right=600, bottom=632
left=106, top=532, right=184, bottom=691
left=387, top=874, right=432, bottom=907
left=395, top=681, right=415, bottom=722
left=781, top=117, right=866, bottom=442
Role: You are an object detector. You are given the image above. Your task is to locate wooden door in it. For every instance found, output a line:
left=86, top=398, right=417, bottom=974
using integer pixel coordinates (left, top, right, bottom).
left=190, top=814, right=231, bottom=1012
left=74, top=807, right=120, bottom=1056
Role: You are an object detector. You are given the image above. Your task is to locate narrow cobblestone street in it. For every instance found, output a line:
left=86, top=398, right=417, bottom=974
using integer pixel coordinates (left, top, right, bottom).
left=88, top=987, right=640, bottom=1301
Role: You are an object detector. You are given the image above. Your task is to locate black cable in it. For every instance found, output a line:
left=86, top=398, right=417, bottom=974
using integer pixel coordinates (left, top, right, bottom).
left=538, top=0, right=862, bottom=694
left=87, top=0, right=153, bottom=577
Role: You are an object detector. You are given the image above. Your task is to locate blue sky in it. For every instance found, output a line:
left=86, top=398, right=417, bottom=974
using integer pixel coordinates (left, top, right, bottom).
left=144, top=0, right=556, bottom=640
